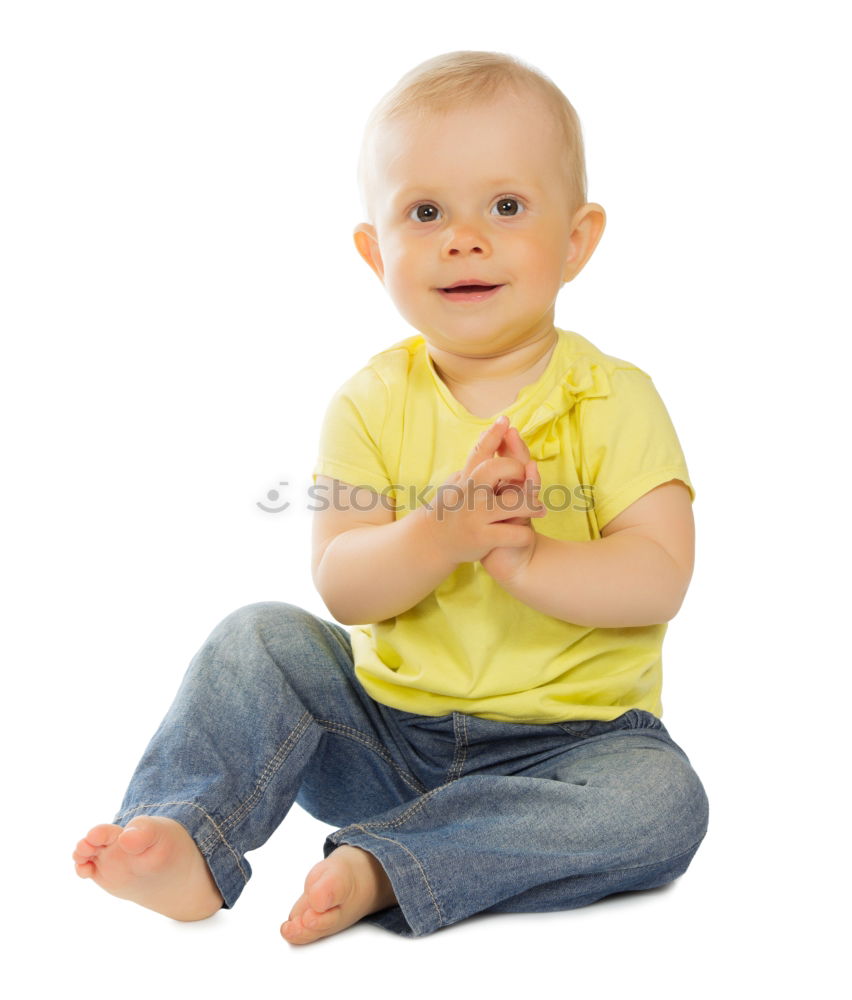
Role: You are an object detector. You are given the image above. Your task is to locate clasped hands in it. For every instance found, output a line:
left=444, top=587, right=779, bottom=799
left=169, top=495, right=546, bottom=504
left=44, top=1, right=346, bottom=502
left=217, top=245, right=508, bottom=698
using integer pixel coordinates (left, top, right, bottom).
left=424, top=414, right=545, bottom=582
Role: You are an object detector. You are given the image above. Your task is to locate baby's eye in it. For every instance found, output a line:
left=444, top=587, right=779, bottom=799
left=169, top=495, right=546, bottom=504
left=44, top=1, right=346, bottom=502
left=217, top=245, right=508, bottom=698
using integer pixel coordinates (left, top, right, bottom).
left=492, top=197, right=524, bottom=217
left=409, top=203, right=442, bottom=223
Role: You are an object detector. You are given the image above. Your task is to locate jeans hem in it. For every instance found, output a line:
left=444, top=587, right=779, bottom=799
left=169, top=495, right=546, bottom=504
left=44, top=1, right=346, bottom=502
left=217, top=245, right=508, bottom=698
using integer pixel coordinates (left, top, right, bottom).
left=112, top=799, right=249, bottom=909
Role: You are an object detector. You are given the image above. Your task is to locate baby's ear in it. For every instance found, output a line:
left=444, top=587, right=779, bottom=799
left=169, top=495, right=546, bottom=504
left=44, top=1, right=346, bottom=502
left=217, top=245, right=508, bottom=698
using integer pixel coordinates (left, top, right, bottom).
left=561, top=203, right=606, bottom=284
left=353, top=223, right=384, bottom=282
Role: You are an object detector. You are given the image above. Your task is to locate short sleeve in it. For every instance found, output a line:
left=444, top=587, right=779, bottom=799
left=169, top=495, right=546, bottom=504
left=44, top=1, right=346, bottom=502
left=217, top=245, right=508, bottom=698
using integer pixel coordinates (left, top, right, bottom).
left=312, top=366, right=393, bottom=495
left=577, top=365, right=695, bottom=532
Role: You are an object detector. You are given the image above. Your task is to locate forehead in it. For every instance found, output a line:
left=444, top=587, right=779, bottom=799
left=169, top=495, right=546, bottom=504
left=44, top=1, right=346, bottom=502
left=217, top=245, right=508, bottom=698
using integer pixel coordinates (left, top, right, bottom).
left=369, top=91, right=566, bottom=201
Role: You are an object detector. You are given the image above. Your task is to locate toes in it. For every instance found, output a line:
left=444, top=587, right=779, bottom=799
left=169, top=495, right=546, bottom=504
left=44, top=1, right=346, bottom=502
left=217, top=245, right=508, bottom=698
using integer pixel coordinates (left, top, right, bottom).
left=281, top=850, right=379, bottom=946
left=305, top=868, right=340, bottom=914
left=303, top=859, right=328, bottom=891
left=281, top=910, right=336, bottom=945
left=287, top=892, right=311, bottom=924
left=281, top=918, right=309, bottom=944
left=280, top=891, right=334, bottom=945
left=117, top=819, right=159, bottom=856
left=73, top=838, right=98, bottom=863
left=74, top=860, right=95, bottom=879
left=301, top=906, right=341, bottom=933
left=84, top=823, right=122, bottom=848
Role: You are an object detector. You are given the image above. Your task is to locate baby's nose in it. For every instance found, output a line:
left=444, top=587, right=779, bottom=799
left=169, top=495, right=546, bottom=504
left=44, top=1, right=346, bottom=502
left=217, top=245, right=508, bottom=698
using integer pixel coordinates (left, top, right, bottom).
left=443, top=225, right=490, bottom=257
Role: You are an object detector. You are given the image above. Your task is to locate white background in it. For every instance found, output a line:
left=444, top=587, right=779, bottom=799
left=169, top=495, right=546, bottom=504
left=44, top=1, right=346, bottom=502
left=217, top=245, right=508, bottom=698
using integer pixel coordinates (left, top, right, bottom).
left=2, top=1, right=849, bottom=996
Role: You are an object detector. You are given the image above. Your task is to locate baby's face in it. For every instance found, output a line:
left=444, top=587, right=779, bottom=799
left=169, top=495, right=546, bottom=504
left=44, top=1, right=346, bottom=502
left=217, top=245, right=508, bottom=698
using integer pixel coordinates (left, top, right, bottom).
left=356, top=90, right=590, bottom=357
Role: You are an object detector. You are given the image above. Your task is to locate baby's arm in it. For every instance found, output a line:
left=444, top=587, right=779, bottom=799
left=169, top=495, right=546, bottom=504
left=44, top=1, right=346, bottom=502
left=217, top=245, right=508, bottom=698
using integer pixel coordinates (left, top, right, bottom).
left=312, top=478, right=456, bottom=625
left=313, top=417, right=544, bottom=625
left=491, top=478, right=694, bottom=627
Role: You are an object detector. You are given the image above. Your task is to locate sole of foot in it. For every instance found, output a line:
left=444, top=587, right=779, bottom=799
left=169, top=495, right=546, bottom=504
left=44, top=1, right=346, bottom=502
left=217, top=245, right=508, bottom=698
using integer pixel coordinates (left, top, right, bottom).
left=73, top=815, right=224, bottom=922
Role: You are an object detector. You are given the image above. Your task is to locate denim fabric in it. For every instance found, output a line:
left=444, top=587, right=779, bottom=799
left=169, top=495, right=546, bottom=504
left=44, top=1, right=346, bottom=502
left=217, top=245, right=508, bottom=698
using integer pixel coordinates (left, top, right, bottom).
left=115, top=602, right=709, bottom=937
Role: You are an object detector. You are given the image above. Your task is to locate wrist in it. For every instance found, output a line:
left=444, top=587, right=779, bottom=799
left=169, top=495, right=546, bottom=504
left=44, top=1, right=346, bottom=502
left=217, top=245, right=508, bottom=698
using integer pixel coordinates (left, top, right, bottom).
left=411, top=502, right=464, bottom=575
left=482, top=523, right=540, bottom=586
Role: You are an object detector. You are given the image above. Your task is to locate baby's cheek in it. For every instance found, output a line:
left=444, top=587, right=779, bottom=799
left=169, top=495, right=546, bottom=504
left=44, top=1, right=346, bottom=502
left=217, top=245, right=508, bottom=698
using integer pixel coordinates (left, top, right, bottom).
left=382, top=264, right=419, bottom=310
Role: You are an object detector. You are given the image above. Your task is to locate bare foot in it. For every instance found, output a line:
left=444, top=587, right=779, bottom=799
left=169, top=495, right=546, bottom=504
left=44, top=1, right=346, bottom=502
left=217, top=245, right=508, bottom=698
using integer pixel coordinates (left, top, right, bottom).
left=281, top=845, right=396, bottom=945
left=73, top=816, right=223, bottom=921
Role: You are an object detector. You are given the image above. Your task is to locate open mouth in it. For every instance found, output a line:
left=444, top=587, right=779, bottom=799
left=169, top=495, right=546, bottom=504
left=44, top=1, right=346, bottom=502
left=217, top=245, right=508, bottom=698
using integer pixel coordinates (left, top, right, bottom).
left=444, top=284, right=499, bottom=293
left=438, top=283, right=503, bottom=301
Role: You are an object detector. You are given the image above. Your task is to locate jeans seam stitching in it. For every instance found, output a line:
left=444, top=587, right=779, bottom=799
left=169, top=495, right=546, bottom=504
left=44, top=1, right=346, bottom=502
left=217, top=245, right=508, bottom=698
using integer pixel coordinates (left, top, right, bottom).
left=346, top=823, right=445, bottom=928
left=460, top=713, right=469, bottom=775
left=447, top=713, right=469, bottom=782
left=314, top=717, right=427, bottom=795
left=114, top=799, right=249, bottom=884
left=447, top=715, right=463, bottom=781
left=198, top=711, right=314, bottom=852
left=354, top=784, right=446, bottom=832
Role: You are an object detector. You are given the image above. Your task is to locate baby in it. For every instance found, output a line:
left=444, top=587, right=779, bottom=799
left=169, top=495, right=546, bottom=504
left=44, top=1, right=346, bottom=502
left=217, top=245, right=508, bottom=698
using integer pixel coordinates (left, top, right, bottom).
left=73, top=50, right=709, bottom=944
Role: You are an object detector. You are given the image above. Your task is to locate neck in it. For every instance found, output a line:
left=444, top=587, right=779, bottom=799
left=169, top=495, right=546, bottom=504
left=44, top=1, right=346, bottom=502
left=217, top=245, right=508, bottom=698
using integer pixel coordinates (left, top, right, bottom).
left=427, top=325, right=559, bottom=393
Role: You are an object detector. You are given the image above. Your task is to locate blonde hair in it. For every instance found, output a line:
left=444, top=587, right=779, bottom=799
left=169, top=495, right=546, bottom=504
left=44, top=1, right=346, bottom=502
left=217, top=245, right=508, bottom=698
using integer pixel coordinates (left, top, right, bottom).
left=357, top=50, right=588, bottom=221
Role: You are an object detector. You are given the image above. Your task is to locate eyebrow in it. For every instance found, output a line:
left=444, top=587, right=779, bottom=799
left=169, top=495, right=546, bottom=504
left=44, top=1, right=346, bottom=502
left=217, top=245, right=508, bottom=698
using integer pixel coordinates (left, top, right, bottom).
left=390, top=179, right=538, bottom=203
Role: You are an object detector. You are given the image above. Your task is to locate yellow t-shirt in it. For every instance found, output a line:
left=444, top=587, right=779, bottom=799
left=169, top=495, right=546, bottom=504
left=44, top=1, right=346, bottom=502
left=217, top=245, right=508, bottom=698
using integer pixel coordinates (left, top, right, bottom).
left=312, top=328, right=694, bottom=723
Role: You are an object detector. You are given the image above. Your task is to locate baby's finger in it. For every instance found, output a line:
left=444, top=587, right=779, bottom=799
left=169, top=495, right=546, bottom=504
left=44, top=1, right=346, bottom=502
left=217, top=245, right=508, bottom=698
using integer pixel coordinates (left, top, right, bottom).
left=497, top=425, right=531, bottom=465
left=495, top=475, right=544, bottom=519
left=494, top=430, right=530, bottom=494
left=460, top=415, right=509, bottom=479
left=526, top=459, right=541, bottom=487
left=470, top=456, right=528, bottom=495
left=525, top=460, right=545, bottom=516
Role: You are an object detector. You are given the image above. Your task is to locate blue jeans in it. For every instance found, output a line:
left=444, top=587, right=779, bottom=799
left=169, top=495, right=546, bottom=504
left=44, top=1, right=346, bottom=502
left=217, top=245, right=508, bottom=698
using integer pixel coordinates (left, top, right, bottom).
left=115, top=602, right=709, bottom=937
